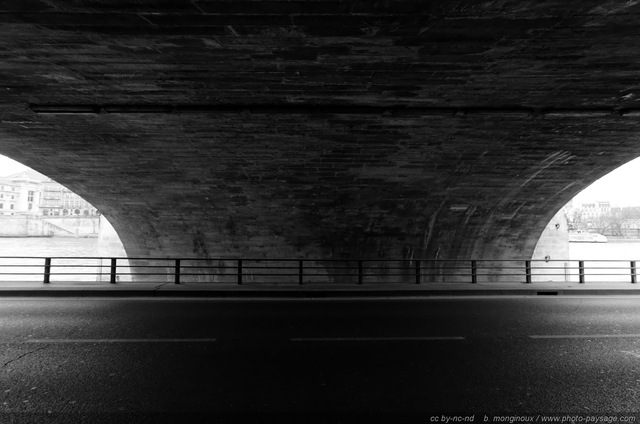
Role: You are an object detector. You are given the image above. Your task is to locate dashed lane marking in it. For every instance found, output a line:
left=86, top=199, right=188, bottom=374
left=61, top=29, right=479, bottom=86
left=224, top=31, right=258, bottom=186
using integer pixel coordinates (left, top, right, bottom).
left=290, top=336, right=465, bottom=342
left=530, top=334, right=640, bottom=339
left=24, top=338, right=218, bottom=343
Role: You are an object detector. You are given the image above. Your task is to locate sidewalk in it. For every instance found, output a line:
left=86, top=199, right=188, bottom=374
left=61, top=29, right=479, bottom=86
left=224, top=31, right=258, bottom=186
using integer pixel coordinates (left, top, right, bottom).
left=2, top=281, right=640, bottom=297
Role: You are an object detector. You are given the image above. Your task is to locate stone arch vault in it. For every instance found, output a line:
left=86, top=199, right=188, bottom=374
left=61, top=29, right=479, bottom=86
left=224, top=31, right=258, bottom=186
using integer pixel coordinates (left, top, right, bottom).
left=0, top=0, right=639, bottom=279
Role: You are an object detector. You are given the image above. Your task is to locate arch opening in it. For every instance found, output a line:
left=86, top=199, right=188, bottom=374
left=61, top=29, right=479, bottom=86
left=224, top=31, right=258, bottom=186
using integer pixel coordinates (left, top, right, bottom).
left=532, top=157, right=640, bottom=283
left=0, top=154, right=130, bottom=283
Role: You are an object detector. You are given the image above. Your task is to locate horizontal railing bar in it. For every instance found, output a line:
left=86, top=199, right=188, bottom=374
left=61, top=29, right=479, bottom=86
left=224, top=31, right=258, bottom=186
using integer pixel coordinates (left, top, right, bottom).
left=0, top=271, right=633, bottom=275
left=0, top=256, right=639, bottom=262
left=20, top=265, right=636, bottom=271
left=0, top=266, right=572, bottom=272
left=562, top=267, right=634, bottom=270
left=6, top=272, right=629, bottom=277
left=177, top=266, right=243, bottom=270
left=0, top=258, right=639, bottom=265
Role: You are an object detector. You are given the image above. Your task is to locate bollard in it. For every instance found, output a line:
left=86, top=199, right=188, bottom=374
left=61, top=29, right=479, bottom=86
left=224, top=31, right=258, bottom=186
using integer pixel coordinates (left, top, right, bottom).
left=43, top=258, right=51, bottom=284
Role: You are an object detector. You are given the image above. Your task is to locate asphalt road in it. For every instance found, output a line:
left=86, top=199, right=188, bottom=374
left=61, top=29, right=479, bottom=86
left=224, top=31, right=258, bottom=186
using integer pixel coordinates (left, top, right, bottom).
left=1, top=296, right=640, bottom=423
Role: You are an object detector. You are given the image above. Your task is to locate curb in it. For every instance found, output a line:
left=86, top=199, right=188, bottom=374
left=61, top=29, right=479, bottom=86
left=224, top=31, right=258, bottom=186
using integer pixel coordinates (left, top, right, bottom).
left=2, top=288, right=640, bottom=297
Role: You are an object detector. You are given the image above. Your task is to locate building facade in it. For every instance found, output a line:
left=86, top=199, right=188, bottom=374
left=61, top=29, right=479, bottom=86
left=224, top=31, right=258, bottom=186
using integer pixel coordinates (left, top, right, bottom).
left=580, top=201, right=611, bottom=219
left=0, top=170, right=99, bottom=217
left=40, top=178, right=99, bottom=217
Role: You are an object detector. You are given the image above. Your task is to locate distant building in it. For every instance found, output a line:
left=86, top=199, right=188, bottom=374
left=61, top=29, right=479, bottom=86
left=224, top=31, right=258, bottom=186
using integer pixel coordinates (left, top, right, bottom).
left=40, top=179, right=99, bottom=217
left=0, top=170, right=99, bottom=217
left=580, top=201, right=610, bottom=219
left=0, top=171, right=41, bottom=216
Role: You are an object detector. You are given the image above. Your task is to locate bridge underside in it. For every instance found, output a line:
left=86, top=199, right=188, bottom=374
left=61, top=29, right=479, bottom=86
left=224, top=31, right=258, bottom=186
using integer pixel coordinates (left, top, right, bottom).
left=0, top=1, right=639, bottom=276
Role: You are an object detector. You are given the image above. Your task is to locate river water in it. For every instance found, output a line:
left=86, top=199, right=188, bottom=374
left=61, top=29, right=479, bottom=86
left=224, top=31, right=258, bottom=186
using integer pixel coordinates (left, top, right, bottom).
left=0, top=236, right=100, bottom=257
left=0, top=237, right=112, bottom=282
left=569, top=239, right=640, bottom=260
left=565, top=240, right=640, bottom=283
left=0, top=237, right=638, bottom=283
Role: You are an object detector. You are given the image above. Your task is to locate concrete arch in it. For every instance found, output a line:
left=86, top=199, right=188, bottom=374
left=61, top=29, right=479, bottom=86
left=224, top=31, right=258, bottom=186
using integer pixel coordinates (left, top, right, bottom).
left=1, top=1, right=640, bottom=282
left=1, top=112, right=639, bottom=284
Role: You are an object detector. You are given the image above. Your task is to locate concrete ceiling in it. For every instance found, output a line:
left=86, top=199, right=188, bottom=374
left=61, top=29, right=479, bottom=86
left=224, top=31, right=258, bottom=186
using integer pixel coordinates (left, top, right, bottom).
left=0, top=0, right=639, bottom=271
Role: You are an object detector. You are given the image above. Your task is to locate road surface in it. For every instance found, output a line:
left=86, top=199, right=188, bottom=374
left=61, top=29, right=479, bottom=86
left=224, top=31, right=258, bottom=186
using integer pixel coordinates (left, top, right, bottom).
left=1, top=296, right=640, bottom=423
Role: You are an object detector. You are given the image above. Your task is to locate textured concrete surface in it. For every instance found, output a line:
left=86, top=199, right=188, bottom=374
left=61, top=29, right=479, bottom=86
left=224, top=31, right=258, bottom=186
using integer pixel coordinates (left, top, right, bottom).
left=0, top=1, right=638, bottom=277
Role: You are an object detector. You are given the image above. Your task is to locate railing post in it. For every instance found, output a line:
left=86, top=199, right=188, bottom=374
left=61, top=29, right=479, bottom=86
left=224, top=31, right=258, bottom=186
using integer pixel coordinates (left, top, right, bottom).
left=471, top=260, right=477, bottom=284
left=525, top=260, right=532, bottom=284
left=579, top=260, right=585, bottom=284
left=358, top=260, right=363, bottom=285
left=174, top=259, right=181, bottom=284
left=110, top=258, right=117, bottom=284
left=299, top=260, right=303, bottom=285
left=43, top=257, right=51, bottom=284
left=631, top=261, right=637, bottom=284
left=415, top=260, right=421, bottom=284
left=237, top=259, right=242, bottom=285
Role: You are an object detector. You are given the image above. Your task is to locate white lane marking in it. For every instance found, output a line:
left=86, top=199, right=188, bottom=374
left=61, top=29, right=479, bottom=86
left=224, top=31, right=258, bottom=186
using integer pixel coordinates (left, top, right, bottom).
left=530, top=334, right=640, bottom=339
left=24, top=338, right=217, bottom=343
left=291, top=336, right=465, bottom=342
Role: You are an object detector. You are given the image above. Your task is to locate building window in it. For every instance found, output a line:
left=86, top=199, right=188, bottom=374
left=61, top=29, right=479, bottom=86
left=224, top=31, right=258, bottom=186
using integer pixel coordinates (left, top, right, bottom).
left=28, top=204, right=32, bottom=210
left=28, top=191, right=34, bottom=202
left=10, top=204, right=14, bottom=210
left=43, top=209, right=49, bottom=216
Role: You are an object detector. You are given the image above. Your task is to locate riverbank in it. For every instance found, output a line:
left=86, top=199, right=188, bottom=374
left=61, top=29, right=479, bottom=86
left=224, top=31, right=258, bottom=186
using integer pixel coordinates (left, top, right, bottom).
left=0, top=215, right=99, bottom=237
left=602, top=236, right=640, bottom=242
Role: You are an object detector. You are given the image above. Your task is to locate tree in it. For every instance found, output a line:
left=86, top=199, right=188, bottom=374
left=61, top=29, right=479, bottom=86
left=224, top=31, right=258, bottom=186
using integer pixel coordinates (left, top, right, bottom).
left=590, top=213, right=610, bottom=235
left=606, top=208, right=625, bottom=236
left=565, top=209, right=583, bottom=231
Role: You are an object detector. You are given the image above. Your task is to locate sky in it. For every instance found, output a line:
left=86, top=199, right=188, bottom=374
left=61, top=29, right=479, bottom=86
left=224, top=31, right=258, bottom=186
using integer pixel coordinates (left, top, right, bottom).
left=1, top=153, right=639, bottom=207
left=570, top=157, right=640, bottom=207
left=0, top=155, right=32, bottom=177
left=0, top=155, right=31, bottom=177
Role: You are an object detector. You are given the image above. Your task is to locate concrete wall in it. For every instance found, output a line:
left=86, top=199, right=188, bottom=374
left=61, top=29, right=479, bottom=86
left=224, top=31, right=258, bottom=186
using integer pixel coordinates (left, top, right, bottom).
left=97, top=216, right=130, bottom=282
left=0, top=216, right=41, bottom=237
left=531, top=210, right=570, bottom=283
left=42, top=217, right=99, bottom=237
left=1, top=113, right=639, bottom=283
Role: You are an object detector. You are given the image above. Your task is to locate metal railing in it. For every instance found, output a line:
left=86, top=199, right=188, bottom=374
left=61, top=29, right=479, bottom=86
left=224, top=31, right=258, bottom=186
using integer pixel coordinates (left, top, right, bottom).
left=0, top=257, right=639, bottom=285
